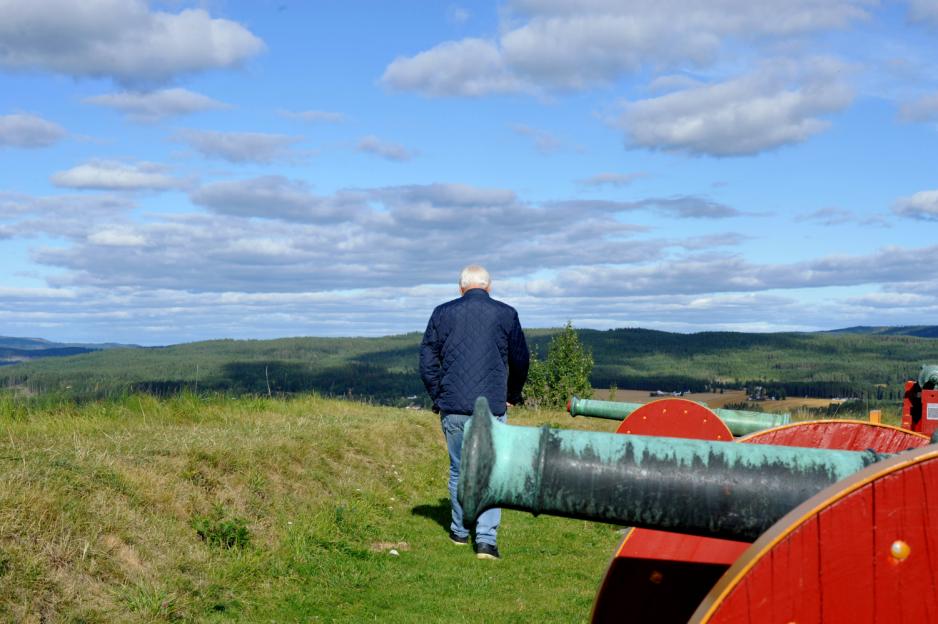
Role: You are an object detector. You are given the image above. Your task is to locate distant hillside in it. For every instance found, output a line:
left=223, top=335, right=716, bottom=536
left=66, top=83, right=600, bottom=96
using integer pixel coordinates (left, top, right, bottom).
left=2, top=328, right=937, bottom=403
left=826, top=326, right=938, bottom=338
left=0, top=336, right=136, bottom=367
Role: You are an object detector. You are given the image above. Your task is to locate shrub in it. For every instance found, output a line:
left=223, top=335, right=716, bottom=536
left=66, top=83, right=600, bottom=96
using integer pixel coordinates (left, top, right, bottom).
left=192, top=506, right=251, bottom=549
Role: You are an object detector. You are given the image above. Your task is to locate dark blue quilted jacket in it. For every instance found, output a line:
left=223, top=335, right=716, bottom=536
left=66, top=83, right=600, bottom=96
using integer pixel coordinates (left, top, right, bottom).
left=419, top=289, right=529, bottom=416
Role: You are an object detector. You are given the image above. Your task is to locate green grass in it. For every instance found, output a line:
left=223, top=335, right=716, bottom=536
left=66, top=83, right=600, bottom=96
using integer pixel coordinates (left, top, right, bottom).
left=0, top=393, right=623, bottom=623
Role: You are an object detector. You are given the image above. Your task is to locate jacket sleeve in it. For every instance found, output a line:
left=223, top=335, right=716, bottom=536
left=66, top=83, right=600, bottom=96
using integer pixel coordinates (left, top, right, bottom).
left=419, top=312, right=442, bottom=408
left=506, top=311, right=530, bottom=405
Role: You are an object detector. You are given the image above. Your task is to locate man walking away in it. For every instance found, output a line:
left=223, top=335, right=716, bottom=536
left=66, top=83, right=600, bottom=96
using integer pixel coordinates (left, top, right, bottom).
left=419, top=265, right=529, bottom=560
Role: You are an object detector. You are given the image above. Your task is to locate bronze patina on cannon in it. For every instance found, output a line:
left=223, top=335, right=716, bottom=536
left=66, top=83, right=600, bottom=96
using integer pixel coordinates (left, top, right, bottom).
left=460, top=398, right=883, bottom=542
left=458, top=397, right=938, bottom=623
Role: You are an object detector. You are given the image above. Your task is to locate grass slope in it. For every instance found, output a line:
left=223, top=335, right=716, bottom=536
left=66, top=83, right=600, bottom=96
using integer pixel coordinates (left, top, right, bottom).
left=0, top=393, right=621, bottom=623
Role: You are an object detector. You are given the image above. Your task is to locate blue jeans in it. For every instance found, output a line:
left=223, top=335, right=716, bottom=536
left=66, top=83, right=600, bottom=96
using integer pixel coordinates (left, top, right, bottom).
left=441, top=411, right=506, bottom=546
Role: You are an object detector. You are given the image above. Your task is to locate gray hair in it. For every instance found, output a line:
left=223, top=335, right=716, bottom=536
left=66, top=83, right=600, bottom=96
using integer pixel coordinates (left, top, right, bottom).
left=459, top=265, right=491, bottom=290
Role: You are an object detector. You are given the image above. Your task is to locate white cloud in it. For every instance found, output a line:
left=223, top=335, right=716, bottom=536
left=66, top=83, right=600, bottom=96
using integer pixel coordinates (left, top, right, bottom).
left=0, top=0, right=265, bottom=84
left=893, top=190, right=938, bottom=221
left=88, top=227, right=147, bottom=247
left=546, top=196, right=740, bottom=218
left=382, top=38, right=525, bottom=96
left=51, top=160, right=179, bottom=191
left=619, top=60, right=854, bottom=156
left=174, top=129, right=302, bottom=163
left=899, top=92, right=938, bottom=122
left=85, top=88, right=228, bottom=122
left=0, top=113, right=66, bottom=148
left=191, top=176, right=367, bottom=223
left=795, top=207, right=888, bottom=227
left=357, top=135, right=416, bottom=161
left=577, top=172, right=647, bottom=187
left=279, top=109, right=348, bottom=124
left=5, top=181, right=937, bottom=340
left=531, top=245, right=933, bottom=298
left=0, top=192, right=135, bottom=239
left=381, top=0, right=870, bottom=95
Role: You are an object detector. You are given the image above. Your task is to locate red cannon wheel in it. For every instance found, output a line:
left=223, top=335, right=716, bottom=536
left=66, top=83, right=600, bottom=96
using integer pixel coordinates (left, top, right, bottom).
left=592, top=418, right=930, bottom=623
left=739, top=418, right=929, bottom=453
left=692, top=444, right=938, bottom=623
left=614, top=398, right=732, bottom=440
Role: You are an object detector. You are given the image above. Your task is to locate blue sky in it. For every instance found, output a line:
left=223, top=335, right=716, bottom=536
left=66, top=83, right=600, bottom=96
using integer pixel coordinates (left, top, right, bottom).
left=1, top=0, right=938, bottom=345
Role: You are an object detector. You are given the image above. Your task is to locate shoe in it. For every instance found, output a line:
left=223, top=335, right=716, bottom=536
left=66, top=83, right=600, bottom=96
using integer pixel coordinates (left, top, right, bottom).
left=474, top=543, right=500, bottom=560
left=449, top=531, right=469, bottom=545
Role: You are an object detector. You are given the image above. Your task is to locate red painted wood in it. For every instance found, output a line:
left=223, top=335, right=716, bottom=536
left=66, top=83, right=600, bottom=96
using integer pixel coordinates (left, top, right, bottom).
left=818, top=487, right=874, bottom=623
left=616, top=398, right=732, bottom=441
left=617, top=528, right=748, bottom=565
left=597, top=417, right=929, bottom=622
left=699, top=450, right=938, bottom=623
left=742, top=420, right=929, bottom=453
left=872, top=462, right=938, bottom=622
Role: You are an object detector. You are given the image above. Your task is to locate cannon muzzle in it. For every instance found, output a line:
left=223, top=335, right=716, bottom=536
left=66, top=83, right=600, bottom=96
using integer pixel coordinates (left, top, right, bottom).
left=459, top=397, right=886, bottom=541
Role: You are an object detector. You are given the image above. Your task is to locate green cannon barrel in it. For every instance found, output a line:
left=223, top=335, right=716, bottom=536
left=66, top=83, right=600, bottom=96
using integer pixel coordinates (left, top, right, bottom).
left=567, top=396, right=790, bottom=436
left=460, top=397, right=888, bottom=542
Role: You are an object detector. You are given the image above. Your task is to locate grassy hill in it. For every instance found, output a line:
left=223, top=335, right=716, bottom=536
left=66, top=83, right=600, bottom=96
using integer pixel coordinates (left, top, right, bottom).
left=0, top=393, right=621, bottom=623
left=2, top=328, right=937, bottom=404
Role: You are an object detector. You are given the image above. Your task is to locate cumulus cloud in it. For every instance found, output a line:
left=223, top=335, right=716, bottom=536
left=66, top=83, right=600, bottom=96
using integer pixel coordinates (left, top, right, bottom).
left=9, top=178, right=747, bottom=301
left=84, top=88, right=228, bottom=122
left=382, top=38, right=526, bottom=96
left=87, top=227, right=147, bottom=247
left=0, top=0, right=265, bottom=84
left=893, top=190, right=938, bottom=221
left=0, top=113, right=66, bottom=148
left=51, top=160, right=180, bottom=191
left=619, top=60, right=854, bottom=156
left=899, top=92, right=938, bottom=123
left=381, top=0, right=869, bottom=95
left=278, top=109, right=348, bottom=124
left=530, top=245, right=936, bottom=298
left=174, top=129, right=303, bottom=163
left=6, top=179, right=935, bottom=340
left=577, top=172, right=648, bottom=187
left=795, top=207, right=888, bottom=227
left=357, top=135, right=416, bottom=161
left=0, top=192, right=135, bottom=239
left=546, top=196, right=740, bottom=219
left=191, top=176, right=367, bottom=223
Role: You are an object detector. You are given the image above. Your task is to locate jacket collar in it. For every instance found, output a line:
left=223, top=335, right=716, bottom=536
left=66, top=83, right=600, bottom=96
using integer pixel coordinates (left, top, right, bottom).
left=462, top=288, right=490, bottom=299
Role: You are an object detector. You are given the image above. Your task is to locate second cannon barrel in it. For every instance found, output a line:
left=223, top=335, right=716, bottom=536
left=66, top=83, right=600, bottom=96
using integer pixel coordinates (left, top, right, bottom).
left=567, top=395, right=790, bottom=436
left=461, top=397, right=886, bottom=542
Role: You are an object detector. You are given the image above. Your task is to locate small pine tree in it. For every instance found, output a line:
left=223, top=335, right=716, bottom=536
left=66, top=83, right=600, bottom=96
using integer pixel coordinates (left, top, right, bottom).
left=524, top=321, right=593, bottom=409
left=523, top=348, right=549, bottom=410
